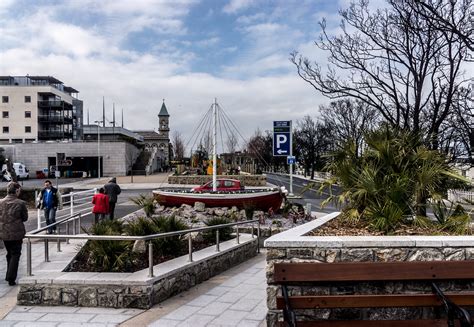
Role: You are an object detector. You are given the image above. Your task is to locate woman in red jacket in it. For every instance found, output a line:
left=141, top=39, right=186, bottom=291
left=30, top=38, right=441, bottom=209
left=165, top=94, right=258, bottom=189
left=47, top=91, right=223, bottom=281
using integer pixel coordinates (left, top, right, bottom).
left=92, top=188, right=109, bottom=224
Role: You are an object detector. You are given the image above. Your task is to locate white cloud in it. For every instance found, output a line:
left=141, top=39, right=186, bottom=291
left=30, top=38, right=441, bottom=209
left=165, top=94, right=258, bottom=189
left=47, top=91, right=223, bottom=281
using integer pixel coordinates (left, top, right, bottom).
left=223, top=0, right=255, bottom=14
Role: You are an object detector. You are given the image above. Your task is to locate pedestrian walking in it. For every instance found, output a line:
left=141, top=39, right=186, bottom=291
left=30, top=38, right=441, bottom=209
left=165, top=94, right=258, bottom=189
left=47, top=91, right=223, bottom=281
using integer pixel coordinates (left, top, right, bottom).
left=37, top=180, right=62, bottom=234
left=0, top=182, right=28, bottom=286
left=92, top=188, right=109, bottom=224
left=104, top=177, right=121, bottom=220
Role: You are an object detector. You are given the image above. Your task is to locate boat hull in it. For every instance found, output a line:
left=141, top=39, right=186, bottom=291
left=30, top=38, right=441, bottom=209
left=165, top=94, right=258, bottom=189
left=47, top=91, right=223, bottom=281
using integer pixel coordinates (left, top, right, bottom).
left=153, top=189, right=283, bottom=211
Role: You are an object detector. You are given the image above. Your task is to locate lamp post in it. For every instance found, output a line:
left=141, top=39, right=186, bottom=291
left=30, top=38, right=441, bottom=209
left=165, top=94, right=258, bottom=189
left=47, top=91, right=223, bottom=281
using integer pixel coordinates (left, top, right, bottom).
left=94, top=120, right=103, bottom=179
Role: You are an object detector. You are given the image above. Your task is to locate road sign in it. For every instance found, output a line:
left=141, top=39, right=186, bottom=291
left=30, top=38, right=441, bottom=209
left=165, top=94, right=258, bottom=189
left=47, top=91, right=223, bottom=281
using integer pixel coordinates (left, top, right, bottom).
left=273, top=132, right=290, bottom=156
left=273, top=121, right=292, bottom=156
left=287, top=156, right=296, bottom=165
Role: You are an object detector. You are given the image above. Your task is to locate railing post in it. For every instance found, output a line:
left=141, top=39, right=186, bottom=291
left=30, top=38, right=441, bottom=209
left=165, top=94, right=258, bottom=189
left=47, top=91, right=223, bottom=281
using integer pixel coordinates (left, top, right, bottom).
left=188, top=236, right=193, bottom=262
left=70, top=191, right=74, bottom=217
left=251, top=224, right=255, bottom=238
left=78, top=213, right=81, bottom=233
left=257, top=221, right=261, bottom=253
left=57, top=226, right=61, bottom=252
left=66, top=221, right=70, bottom=244
left=236, top=226, right=240, bottom=244
left=26, top=238, right=32, bottom=276
left=216, top=229, right=220, bottom=252
left=36, top=190, right=41, bottom=230
left=148, top=242, right=154, bottom=277
left=73, top=217, right=76, bottom=235
left=44, top=239, right=49, bottom=262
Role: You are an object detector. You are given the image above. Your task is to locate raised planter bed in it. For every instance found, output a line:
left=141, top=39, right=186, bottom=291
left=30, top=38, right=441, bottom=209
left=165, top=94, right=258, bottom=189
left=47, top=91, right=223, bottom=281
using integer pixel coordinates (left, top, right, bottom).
left=18, top=234, right=257, bottom=309
left=264, top=212, right=474, bottom=325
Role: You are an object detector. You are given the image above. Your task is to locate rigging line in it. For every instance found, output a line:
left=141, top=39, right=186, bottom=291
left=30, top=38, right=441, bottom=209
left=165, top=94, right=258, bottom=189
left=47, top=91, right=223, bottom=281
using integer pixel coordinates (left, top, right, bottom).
left=195, top=107, right=213, bottom=156
left=220, top=107, right=239, bottom=154
left=219, top=105, right=287, bottom=187
left=184, top=105, right=213, bottom=151
left=187, top=106, right=213, bottom=155
left=219, top=106, right=272, bottom=169
left=217, top=104, right=225, bottom=155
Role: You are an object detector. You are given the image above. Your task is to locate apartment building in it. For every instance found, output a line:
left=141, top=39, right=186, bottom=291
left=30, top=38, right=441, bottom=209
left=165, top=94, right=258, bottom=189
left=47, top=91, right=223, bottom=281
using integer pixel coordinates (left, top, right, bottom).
left=0, top=75, right=83, bottom=143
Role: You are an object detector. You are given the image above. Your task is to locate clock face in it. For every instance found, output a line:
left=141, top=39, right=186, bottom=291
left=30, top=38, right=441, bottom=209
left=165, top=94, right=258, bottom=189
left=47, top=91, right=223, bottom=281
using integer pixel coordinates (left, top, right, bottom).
left=160, top=119, right=168, bottom=128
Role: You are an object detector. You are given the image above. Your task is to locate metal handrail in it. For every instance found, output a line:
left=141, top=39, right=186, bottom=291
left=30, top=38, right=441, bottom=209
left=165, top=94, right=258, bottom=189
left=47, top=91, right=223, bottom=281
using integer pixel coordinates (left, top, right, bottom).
left=25, top=218, right=261, bottom=278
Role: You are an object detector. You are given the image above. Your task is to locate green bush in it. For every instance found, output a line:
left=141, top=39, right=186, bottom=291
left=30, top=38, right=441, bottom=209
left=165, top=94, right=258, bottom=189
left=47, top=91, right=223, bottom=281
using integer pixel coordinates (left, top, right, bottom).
left=151, top=215, right=189, bottom=256
left=131, top=194, right=156, bottom=218
left=82, top=220, right=136, bottom=272
left=203, top=217, right=233, bottom=243
left=321, top=126, right=469, bottom=234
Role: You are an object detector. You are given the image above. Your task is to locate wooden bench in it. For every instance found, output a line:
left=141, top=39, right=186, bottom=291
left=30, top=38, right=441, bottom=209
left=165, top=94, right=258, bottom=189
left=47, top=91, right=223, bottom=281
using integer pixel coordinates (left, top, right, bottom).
left=273, top=261, right=474, bottom=326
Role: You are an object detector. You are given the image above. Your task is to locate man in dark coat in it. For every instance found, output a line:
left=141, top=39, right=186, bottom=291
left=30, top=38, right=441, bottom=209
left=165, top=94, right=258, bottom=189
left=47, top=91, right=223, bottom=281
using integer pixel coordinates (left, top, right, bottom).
left=104, top=177, right=121, bottom=220
left=0, top=182, right=28, bottom=285
left=37, top=180, right=62, bottom=234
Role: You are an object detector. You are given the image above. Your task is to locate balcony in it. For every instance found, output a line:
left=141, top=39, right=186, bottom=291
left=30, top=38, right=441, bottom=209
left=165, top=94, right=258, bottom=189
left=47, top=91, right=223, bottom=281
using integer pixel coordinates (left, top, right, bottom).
left=38, top=115, right=73, bottom=124
left=38, top=100, right=73, bottom=110
left=38, top=130, right=73, bottom=140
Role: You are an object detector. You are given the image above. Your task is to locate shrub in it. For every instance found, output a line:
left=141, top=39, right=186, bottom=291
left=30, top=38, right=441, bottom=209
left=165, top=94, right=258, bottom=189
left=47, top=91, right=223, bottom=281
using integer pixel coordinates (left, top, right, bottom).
left=82, top=220, right=135, bottom=272
left=151, top=215, right=189, bottom=256
left=203, top=217, right=233, bottom=243
left=131, top=194, right=156, bottom=218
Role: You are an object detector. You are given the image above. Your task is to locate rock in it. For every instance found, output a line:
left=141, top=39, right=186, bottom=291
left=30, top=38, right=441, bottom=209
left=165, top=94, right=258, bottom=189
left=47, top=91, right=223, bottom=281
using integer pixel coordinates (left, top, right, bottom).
left=214, top=209, right=225, bottom=217
left=195, top=213, right=207, bottom=221
left=230, top=206, right=238, bottom=213
left=194, top=202, right=205, bottom=211
left=181, top=204, right=193, bottom=210
left=206, top=208, right=214, bottom=215
left=156, top=205, right=165, bottom=212
left=132, top=240, right=147, bottom=254
left=239, top=209, right=246, bottom=219
left=183, top=208, right=194, bottom=218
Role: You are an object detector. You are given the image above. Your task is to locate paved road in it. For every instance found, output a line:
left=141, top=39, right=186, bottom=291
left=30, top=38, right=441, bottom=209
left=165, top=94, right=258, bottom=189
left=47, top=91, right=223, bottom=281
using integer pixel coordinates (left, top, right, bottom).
left=266, top=173, right=341, bottom=213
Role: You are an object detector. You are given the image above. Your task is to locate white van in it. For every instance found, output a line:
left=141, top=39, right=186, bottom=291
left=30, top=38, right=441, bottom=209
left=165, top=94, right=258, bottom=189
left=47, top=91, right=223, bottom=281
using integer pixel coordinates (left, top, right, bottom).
left=13, top=162, right=29, bottom=180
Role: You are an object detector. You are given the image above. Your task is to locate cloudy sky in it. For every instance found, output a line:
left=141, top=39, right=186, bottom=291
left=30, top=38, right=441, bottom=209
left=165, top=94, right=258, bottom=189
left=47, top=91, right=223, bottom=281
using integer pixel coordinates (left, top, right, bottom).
left=0, top=0, right=368, bottom=150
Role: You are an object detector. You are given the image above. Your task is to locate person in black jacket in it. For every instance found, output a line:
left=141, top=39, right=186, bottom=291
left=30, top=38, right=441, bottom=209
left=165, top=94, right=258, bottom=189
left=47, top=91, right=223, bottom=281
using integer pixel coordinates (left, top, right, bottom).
left=0, top=182, right=28, bottom=285
left=37, top=180, right=62, bottom=234
left=104, top=177, right=121, bottom=220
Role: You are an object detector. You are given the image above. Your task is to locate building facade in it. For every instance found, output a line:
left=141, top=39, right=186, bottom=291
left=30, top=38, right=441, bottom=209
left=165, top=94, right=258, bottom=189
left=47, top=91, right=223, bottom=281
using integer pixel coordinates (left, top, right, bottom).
left=134, top=101, right=171, bottom=172
left=0, top=76, right=83, bottom=144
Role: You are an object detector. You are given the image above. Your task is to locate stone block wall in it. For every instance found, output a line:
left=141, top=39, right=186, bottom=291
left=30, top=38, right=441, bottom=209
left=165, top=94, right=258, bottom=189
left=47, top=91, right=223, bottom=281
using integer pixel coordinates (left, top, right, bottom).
left=18, top=238, right=257, bottom=309
left=168, top=174, right=267, bottom=186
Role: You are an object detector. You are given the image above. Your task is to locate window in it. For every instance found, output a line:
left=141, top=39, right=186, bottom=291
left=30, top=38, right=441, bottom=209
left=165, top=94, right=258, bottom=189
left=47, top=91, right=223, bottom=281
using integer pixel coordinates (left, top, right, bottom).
left=25, top=96, right=31, bottom=103
left=2, top=111, right=8, bottom=118
left=25, top=111, right=31, bottom=118
left=12, top=139, right=22, bottom=144
left=2, top=96, right=8, bottom=103
left=3, top=126, right=9, bottom=133
left=25, top=126, right=31, bottom=133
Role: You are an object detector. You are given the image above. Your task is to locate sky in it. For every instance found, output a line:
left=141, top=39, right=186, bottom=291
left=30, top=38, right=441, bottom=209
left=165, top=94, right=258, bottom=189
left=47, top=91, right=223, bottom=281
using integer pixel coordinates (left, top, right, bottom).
left=0, top=0, right=425, bottom=152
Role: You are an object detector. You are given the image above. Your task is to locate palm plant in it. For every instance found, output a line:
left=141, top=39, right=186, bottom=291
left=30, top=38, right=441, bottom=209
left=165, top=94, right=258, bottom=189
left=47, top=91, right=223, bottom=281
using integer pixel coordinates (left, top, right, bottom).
left=131, top=194, right=156, bottom=218
left=203, top=217, right=233, bottom=242
left=321, top=126, right=468, bottom=233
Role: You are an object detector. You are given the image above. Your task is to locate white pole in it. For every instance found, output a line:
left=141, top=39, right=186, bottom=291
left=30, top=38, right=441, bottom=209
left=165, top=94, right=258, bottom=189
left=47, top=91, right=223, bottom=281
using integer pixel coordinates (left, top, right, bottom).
left=212, top=98, right=217, bottom=192
left=36, top=190, right=41, bottom=229
left=289, top=120, right=294, bottom=196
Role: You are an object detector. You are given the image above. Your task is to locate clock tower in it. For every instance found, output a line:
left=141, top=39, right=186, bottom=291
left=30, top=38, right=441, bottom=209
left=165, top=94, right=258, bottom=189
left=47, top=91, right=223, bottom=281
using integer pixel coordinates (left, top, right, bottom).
left=158, top=99, right=170, bottom=138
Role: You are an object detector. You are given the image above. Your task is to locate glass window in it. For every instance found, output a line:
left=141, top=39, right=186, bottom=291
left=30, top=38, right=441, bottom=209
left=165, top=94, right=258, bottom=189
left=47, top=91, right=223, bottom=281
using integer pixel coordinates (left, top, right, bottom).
left=25, top=96, right=31, bottom=103
left=224, top=180, right=234, bottom=187
left=25, top=126, right=31, bottom=133
left=3, top=126, right=9, bottom=133
left=25, top=111, right=31, bottom=118
left=2, top=111, right=8, bottom=118
left=1, top=96, right=8, bottom=103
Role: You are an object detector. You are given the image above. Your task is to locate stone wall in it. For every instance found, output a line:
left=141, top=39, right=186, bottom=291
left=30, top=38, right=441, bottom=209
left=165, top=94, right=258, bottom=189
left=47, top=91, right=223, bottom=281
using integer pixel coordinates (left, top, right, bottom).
left=168, top=174, right=267, bottom=186
left=264, top=213, right=474, bottom=325
left=18, top=238, right=257, bottom=309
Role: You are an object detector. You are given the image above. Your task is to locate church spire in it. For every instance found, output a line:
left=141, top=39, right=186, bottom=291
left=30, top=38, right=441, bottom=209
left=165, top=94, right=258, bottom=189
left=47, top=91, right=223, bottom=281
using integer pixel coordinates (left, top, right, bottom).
left=158, top=99, right=170, bottom=117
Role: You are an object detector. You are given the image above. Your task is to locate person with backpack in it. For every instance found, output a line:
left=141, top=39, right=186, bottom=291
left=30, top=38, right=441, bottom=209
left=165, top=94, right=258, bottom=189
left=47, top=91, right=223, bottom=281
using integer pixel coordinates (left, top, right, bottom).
left=104, top=177, right=121, bottom=220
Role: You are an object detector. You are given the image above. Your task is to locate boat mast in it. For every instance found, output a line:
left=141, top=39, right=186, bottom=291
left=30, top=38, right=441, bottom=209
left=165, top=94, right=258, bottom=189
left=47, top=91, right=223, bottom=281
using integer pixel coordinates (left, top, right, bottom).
left=212, top=98, right=217, bottom=191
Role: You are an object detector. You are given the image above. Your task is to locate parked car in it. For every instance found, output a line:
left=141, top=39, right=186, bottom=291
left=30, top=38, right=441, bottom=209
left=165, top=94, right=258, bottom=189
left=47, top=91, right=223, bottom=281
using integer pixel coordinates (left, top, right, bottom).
left=192, top=179, right=244, bottom=192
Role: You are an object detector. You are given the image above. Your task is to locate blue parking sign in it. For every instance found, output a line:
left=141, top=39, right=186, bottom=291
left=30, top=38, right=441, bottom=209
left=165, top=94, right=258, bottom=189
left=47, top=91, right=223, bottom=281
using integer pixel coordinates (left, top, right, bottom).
left=273, top=132, right=290, bottom=156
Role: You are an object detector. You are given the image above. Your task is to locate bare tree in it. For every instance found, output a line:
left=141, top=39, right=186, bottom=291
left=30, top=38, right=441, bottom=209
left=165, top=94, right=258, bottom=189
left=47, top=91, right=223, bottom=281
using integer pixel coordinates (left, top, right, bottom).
left=320, top=99, right=379, bottom=155
left=414, top=0, right=473, bottom=52
left=291, top=0, right=470, bottom=151
left=226, top=132, right=238, bottom=154
left=172, top=131, right=185, bottom=160
left=294, top=116, right=332, bottom=179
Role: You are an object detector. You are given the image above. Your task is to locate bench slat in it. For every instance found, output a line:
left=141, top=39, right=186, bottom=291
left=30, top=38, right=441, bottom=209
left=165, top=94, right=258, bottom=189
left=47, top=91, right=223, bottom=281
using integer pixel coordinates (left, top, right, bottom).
left=278, top=321, right=454, bottom=327
left=276, top=293, right=474, bottom=309
left=274, top=261, right=474, bottom=282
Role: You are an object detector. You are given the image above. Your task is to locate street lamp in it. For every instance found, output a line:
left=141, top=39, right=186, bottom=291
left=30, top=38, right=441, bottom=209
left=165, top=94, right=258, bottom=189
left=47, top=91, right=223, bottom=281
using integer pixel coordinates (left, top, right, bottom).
left=94, top=120, right=103, bottom=179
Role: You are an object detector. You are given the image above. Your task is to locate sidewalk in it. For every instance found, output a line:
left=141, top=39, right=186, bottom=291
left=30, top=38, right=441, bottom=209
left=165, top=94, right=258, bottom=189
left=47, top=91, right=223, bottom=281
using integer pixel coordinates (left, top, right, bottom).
left=0, top=242, right=267, bottom=326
